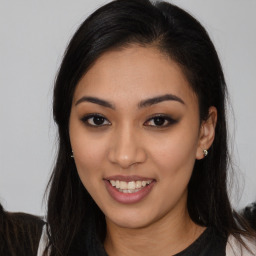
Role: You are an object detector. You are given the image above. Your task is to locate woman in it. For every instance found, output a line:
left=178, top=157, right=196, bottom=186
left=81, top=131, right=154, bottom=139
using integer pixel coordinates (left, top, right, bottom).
left=39, top=0, right=256, bottom=255
left=0, top=203, right=44, bottom=256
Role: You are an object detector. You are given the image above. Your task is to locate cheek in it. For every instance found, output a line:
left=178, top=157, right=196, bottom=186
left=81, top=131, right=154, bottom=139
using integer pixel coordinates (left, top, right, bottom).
left=69, top=121, right=108, bottom=183
left=73, top=138, right=107, bottom=177
left=149, top=128, right=199, bottom=177
left=72, top=139, right=107, bottom=198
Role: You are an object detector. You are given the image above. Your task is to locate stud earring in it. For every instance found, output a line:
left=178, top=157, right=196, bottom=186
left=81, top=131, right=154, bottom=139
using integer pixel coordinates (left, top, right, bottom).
left=203, top=149, right=208, bottom=157
left=71, top=151, right=74, bottom=158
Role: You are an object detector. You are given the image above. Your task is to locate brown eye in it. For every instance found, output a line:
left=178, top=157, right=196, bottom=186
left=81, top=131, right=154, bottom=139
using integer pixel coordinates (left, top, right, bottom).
left=144, top=115, right=177, bottom=127
left=81, top=114, right=111, bottom=127
left=152, top=117, right=166, bottom=126
left=90, top=116, right=105, bottom=125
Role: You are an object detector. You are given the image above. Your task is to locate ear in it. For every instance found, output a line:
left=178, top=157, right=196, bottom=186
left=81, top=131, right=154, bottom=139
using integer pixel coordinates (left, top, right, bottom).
left=196, top=106, right=217, bottom=160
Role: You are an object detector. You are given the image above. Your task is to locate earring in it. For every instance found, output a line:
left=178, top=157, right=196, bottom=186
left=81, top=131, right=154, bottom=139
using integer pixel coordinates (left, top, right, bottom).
left=71, top=151, right=74, bottom=158
left=203, top=149, right=208, bottom=157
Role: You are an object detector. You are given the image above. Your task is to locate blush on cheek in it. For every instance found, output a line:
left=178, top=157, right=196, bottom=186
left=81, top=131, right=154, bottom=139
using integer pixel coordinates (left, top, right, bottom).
left=74, top=139, right=104, bottom=159
left=75, top=160, right=95, bottom=190
left=153, top=142, right=196, bottom=174
left=153, top=143, right=183, bottom=163
left=74, top=143, right=106, bottom=177
left=165, top=134, right=197, bottom=159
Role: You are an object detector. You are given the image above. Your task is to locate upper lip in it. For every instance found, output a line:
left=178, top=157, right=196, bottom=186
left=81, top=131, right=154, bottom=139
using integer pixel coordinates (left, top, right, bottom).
left=104, top=175, right=155, bottom=182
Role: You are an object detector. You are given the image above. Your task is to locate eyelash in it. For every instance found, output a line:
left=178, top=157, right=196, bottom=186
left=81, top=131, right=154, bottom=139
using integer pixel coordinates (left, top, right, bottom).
left=80, top=113, right=111, bottom=127
left=144, top=114, right=177, bottom=128
left=80, top=114, right=177, bottom=128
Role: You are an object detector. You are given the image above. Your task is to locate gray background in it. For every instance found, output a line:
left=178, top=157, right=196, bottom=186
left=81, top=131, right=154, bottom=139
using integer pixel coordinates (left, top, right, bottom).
left=0, top=0, right=255, bottom=216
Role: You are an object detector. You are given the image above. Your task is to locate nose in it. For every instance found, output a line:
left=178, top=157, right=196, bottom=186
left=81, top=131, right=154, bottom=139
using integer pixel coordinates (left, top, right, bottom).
left=107, top=125, right=147, bottom=169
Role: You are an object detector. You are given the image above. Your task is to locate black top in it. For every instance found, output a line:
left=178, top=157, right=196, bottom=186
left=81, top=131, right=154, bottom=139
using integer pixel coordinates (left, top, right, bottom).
left=69, top=226, right=227, bottom=256
left=174, top=227, right=227, bottom=256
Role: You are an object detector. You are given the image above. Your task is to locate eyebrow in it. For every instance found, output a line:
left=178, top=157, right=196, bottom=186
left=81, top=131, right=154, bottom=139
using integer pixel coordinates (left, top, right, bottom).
left=75, top=96, right=115, bottom=109
left=138, top=94, right=185, bottom=108
left=75, top=93, right=185, bottom=109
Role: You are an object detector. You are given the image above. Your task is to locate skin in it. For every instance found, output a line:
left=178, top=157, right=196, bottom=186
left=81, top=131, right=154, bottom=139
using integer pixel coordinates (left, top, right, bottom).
left=69, top=45, right=217, bottom=256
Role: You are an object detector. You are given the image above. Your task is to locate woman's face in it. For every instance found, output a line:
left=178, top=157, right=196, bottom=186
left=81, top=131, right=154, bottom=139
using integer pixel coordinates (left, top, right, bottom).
left=69, top=46, right=209, bottom=229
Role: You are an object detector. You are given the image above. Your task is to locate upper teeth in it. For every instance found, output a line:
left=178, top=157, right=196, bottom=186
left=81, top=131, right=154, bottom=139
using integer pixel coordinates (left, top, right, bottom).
left=109, top=180, right=152, bottom=190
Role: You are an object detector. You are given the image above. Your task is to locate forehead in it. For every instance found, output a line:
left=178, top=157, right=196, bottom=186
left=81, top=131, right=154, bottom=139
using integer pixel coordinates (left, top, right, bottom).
left=73, top=46, right=197, bottom=106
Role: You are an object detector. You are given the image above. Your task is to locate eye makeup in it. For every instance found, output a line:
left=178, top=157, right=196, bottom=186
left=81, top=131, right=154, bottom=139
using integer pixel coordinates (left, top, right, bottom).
left=80, top=112, right=179, bottom=130
left=144, top=114, right=178, bottom=128
left=80, top=113, right=111, bottom=127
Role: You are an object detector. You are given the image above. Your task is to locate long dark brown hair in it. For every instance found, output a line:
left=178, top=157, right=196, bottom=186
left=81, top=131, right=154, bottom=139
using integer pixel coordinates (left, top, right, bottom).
left=0, top=203, right=44, bottom=256
left=44, top=0, right=256, bottom=255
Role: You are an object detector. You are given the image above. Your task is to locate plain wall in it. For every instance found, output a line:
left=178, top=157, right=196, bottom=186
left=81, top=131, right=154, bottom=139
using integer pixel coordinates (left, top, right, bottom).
left=0, top=0, right=255, bottom=216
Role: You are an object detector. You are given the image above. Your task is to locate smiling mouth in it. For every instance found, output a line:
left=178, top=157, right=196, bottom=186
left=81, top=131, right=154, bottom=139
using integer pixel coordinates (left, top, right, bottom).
left=104, top=176, right=156, bottom=204
left=108, top=180, right=153, bottom=193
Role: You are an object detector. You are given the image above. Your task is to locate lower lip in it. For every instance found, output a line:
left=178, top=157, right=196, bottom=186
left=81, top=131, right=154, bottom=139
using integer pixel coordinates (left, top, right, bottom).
left=104, top=180, right=156, bottom=204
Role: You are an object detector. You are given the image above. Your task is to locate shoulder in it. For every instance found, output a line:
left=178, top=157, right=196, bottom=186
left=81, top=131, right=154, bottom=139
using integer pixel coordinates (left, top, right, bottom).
left=226, top=234, right=256, bottom=256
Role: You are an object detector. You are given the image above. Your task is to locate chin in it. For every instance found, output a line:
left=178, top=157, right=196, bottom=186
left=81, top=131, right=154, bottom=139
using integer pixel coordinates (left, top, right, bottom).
left=111, top=217, right=151, bottom=229
left=105, top=208, right=160, bottom=230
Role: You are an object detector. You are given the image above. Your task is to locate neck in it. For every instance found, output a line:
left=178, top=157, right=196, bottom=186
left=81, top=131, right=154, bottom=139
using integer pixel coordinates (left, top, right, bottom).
left=104, top=207, right=205, bottom=256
